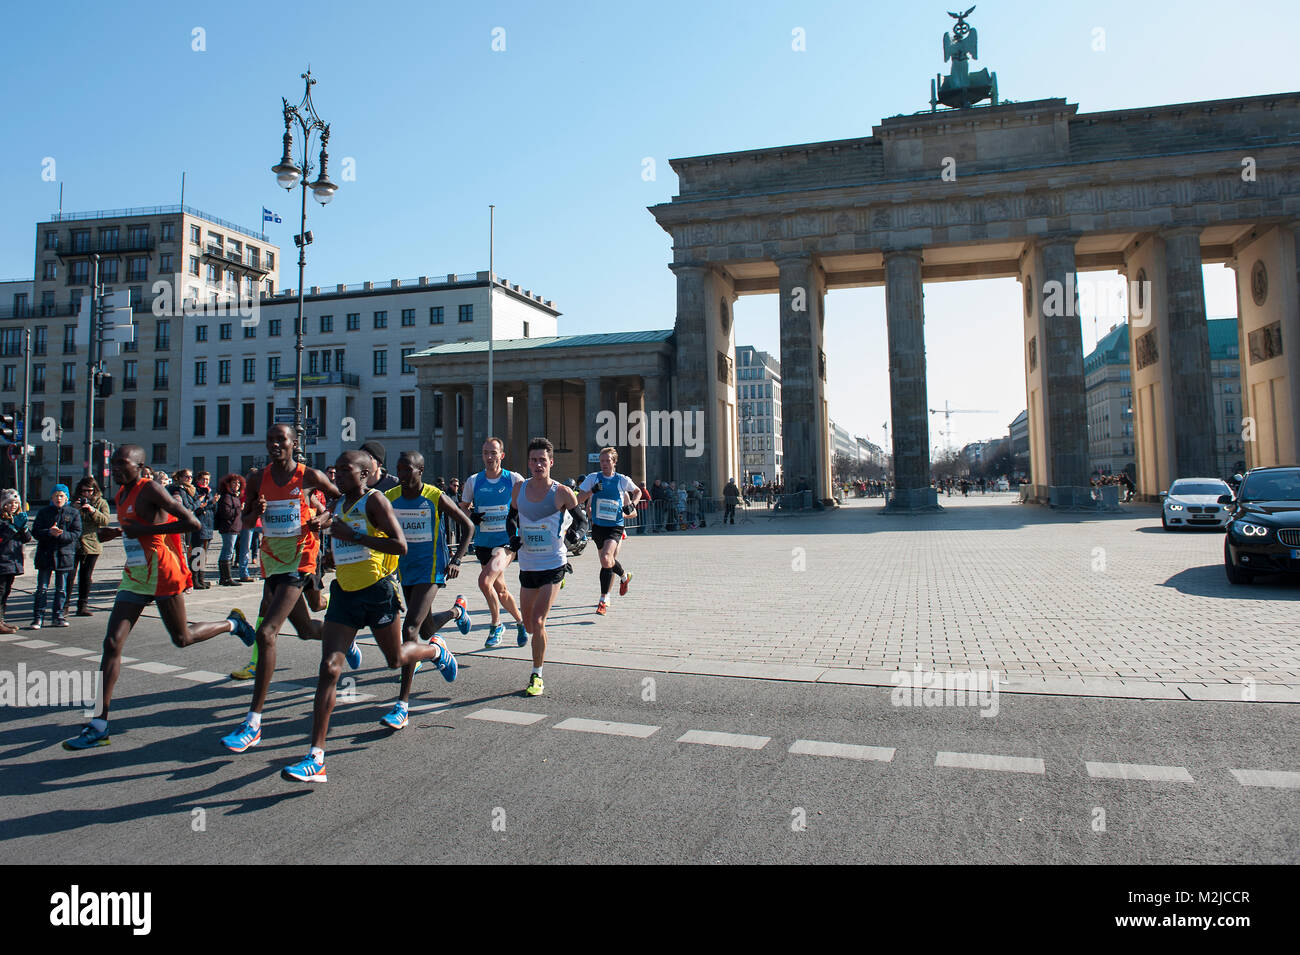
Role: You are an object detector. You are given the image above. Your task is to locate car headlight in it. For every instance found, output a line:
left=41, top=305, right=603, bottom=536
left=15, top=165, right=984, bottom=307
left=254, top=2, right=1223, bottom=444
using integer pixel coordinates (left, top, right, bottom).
left=1166, top=502, right=1184, bottom=511
left=1234, top=521, right=1270, bottom=538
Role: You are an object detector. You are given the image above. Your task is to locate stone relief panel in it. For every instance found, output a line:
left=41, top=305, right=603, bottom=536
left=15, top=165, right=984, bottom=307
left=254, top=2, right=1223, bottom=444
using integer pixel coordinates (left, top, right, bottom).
left=1136, top=329, right=1159, bottom=370
left=1248, top=321, right=1283, bottom=364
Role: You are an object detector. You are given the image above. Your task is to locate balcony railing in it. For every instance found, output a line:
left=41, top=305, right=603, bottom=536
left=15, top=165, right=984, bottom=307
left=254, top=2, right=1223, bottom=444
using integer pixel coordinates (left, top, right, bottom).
left=201, top=245, right=270, bottom=274
left=56, top=236, right=156, bottom=257
left=49, top=204, right=268, bottom=242
left=0, top=302, right=78, bottom=318
left=272, top=372, right=359, bottom=388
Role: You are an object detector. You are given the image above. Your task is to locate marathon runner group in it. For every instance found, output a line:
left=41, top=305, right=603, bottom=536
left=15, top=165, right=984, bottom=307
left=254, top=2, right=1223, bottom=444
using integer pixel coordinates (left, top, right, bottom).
left=61, top=429, right=641, bottom=784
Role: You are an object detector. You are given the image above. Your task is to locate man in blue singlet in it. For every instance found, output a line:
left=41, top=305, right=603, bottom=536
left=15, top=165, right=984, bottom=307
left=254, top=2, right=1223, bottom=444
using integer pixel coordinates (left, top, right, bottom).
left=461, top=437, right=527, bottom=649
left=379, top=450, right=476, bottom=730
left=576, top=447, right=641, bottom=616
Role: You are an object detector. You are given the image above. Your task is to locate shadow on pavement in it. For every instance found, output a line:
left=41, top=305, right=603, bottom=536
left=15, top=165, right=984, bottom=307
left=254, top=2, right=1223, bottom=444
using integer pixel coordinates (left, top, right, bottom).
left=1159, top=565, right=1300, bottom=598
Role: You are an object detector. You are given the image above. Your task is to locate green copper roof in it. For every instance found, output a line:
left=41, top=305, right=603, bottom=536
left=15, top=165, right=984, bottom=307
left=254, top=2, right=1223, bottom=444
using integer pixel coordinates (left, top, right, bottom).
left=411, top=329, right=673, bottom=358
left=1206, top=317, right=1239, bottom=359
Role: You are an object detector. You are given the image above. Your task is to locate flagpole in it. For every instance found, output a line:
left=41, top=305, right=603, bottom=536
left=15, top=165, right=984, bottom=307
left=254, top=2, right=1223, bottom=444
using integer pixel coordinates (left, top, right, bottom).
left=487, top=204, right=494, bottom=446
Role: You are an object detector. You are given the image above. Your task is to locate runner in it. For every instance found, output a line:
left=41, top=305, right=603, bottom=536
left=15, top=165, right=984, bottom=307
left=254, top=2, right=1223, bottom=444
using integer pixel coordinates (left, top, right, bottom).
left=461, top=437, right=527, bottom=648
left=576, top=447, right=641, bottom=616
left=511, top=437, right=580, bottom=698
left=282, top=450, right=458, bottom=781
left=219, top=424, right=347, bottom=754
left=62, top=445, right=254, bottom=751
left=380, top=450, right=475, bottom=729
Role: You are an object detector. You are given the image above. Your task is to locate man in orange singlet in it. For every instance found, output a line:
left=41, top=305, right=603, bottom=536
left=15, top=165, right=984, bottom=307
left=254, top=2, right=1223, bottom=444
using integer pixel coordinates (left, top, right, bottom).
left=62, top=444, right=254, bottom=751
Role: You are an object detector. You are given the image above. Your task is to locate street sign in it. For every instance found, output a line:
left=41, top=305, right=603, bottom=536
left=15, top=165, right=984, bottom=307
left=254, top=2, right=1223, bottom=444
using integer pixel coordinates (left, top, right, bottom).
left=14, top=421, right=22, bottom=442
left=305, top=437, right=318, bottom=446
left=587, top=452, right=601, bottom=463
left=275, top=407, right=295, bottom=415
left=273, top=413, right=296, bottom=424
left=303, top=418, right=318, bottom=428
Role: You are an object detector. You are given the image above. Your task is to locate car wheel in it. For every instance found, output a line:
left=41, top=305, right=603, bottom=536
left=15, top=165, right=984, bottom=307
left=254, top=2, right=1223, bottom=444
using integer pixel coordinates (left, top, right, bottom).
left=1224, top=539, right=1252, bottom=585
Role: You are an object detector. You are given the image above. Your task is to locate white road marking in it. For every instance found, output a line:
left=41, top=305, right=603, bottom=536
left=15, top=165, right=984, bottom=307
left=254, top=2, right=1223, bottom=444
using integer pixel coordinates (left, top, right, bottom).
left=466, top=707, right=548, bottom=726
left=15, top=639, right=57, bottom=649
left=174, top=670, right=226, bottom=683
left=1085, top=761, right=1194, bottom=782
left=48, top=646, right=99, bottom=657
left=0, top=634, right=24, bottom=643
left=789, top=739, right=895, bottom=762
left=677, top=730, right=771, bottom=750
left=554, top=717, right=659, bottom=738
left=1230, top=769, right=1300, bottom=789
left=936, top=751, right=1045, bottom=774
left=128, top=661, right=184, bottom=675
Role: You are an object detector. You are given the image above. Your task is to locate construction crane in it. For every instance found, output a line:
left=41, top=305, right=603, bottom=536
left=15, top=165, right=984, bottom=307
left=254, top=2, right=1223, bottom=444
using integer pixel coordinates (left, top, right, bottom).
left=928, top=400, right=998, bottom=452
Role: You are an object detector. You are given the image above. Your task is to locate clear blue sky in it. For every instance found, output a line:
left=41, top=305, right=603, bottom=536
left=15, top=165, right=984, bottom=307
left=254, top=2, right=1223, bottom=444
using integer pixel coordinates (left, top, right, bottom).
left=0, top=0, right=1285, bottom=449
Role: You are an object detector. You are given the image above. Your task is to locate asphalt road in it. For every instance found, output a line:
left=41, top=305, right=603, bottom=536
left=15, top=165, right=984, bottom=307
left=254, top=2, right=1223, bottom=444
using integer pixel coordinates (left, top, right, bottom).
left=1, top=620, right=1295, bottom=864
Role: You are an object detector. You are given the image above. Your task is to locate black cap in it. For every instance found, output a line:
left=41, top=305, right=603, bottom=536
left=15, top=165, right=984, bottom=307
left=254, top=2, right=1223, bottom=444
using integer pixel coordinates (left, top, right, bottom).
left=359, top=440, right=386, bottom=467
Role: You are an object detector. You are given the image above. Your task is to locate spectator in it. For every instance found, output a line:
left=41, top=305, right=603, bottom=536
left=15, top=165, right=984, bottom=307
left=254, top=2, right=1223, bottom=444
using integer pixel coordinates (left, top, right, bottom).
left=0, top=489, right=31, bottom=633
left=723, top=477, right=740, bottom=525
left=67, top=477, right=109, bottom=616
left=236, top=467, right=259, bottom=583
left=167, top=469, right=207, bottom=590
left=192, top=470, right=216, bottom=589
left=31, top=484, right=81, bottom=628
left=359, top=440, right=400, bottom=493
left=215, top=473, right=243, bottom=586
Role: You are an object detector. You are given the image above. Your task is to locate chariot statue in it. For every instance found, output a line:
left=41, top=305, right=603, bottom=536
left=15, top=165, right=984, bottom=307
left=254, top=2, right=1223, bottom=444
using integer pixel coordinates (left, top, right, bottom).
left=930, top=6, right=999, bottom=110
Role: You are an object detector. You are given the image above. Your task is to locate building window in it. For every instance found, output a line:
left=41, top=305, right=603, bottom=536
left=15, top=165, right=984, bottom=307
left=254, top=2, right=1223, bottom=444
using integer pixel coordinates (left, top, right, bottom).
left=159, top=252, right=173, bottom=274
left=308, top=351, right=320, bottom=375
left=240, top=358, right=255, bottom=383
left=248, top=247, right=259, bottom=268
left=154, top=359, right=169, bottom=389
left=523, top=321, right=530, bottom=338
left=60, top=400, right=75, bottom=429
left=62, top=363, right=76, bottom=392
left=43, top=262, right=56, bottom=281
left=121, top=398, right=135, bottom=430
left=34, top=327, right=47, bottom=356
left=0, top=330, right=19, bottom=357
left=268, top=318, right=281, bottom=337
left=207, top=264, right=220, bottom=284
left=265, top=400, right=275, bottom=431
left=153, top=399, right=168, bottom=429
left=1, top=367, right=13, bottom=392
left=266, top=251, right=274, bottom=271
left=32, top=365, right=45, bottom=393
left=156, top=319, right=170, bottom=351
left=372, top=395, right=387, bottom=431
left=152, top=443, right=167, bottom=464
left=458, top=304, right=473, bottom=323
left=241, top=403, right=255, bottom=435
left=124, top=360, right=137, bottom=391
left=128, top=257, right=148, bottom=282
left=72, top=230, right=90, bottom=252
left=346, top=312, right=360, bottom=331
left=373, top=310, right=388, bottom=329
left=193, top=404, right=206, bottom=437
left=319, top=315, right=332, bottom=333
left=195, top=361, right=207, bottom=386
left=321, top=350, right=332, bottom=373
left=400, top=347, right=415, bottom=374
left=335, top=348, right=345, bottom=372
left=45, top=231, right=59, bottom=250
left=373, top=350, right=387, bottom=376
left=401, top=308, right=415, bottom=327
left=196, top=324, right=208, bottom=342
left=268, top=356, right=280, bottom=380
left=219, top=323, right=232, bottom=341
left=218, top=360, right=231, bottom=385
left=189, top=255, right=200, bottom=276
left=63, top=325, right=77, bottom=354
left=190, top=225, right=201, bottom=244
left=430, top=306, right=444, bottom=325
left=243, top=324, right=256, bottom=339
left=101, top=259, right=118, bottom=283
left=122, top=319, right=139, bottom=352
left=161, top=223, right=175, bottom=242
left=217, top=404, right=230, bottom=435
left=400, top=394, right=415, bottom=431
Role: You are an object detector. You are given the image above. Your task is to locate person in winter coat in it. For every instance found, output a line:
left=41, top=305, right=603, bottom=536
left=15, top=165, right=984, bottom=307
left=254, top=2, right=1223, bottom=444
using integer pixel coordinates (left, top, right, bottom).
left=167, top=469, right=208, bottom=590
left=191, top=470, right=216, bottom=589
left=64, top=477, right=110, bottom=616
left=215, top=473, right=244, bottom=587
left=0, top=489, right=32, bottom=633
left=31, top=484, right=81, bottom=628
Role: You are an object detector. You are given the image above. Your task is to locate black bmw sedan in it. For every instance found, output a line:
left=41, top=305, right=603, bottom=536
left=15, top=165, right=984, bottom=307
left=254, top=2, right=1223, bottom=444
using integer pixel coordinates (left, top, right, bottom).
left=1222, top=466, right=1300, bottom=585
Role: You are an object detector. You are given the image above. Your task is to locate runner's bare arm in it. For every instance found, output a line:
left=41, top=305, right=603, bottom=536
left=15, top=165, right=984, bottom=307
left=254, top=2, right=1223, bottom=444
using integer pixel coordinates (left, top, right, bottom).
left=304, top=467, right=341, bottom=501
left=240, top=470, right=264, bottom=524
left=128, top=482, right=201, bottom=538
left=440, top=495, right=475, bottom=563
left=556, top=484, right=580, bottom=511
left=362, top=492, right=407, bottom=556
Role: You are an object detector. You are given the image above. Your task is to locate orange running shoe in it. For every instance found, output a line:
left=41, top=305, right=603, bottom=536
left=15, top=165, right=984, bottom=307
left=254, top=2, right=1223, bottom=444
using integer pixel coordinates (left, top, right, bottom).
left=619, top=572, right=632, bottom=597
left=595, top=600, right=607, bottom=616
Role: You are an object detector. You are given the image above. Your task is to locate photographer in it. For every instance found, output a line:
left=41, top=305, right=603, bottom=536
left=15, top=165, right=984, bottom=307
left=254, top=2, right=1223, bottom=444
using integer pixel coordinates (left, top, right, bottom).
left=0, top=489, right=32, bottom=633
left=65, top=478, right=109, bottom=616
left=30, top=484, right=81, bottom=628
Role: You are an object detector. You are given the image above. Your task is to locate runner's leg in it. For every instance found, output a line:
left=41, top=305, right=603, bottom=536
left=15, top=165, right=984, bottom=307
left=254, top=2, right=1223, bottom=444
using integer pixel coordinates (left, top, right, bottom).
left=156, top=594, right=239, bottom=648
left=94, top=597, right=147, bottom=720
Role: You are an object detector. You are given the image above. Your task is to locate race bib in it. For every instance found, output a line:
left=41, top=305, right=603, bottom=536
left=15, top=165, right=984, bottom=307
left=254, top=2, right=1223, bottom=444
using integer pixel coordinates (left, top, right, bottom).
left=595, top=498, right=621, bottom=522
left=122, top=535, right=146, bottom=568
left=481, top=504, right=508, bottom=535
left=521, top=522, right=556, bottom=555
left=331, top=515, right=370, bottom=565
left=399, top=509, right=432, bottom=543
left=263, top=499, right=302, bottom=538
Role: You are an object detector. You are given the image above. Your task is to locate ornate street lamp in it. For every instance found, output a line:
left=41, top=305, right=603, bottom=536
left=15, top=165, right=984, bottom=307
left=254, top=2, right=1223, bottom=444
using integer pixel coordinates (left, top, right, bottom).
left=272, top=69, right=338, bottom=462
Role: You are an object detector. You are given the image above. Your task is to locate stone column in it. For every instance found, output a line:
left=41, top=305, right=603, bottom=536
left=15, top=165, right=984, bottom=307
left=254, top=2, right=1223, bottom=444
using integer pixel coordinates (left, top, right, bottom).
left=629, top=383, right=647, bottom=486
left=643, top=372, right=667, bottom=483
left=584, top=376, right=604, bottom=460
left=469, top=381, right=488, bottom=471
left=1162, top=227, right=1216, bottom=477
left=882, top=249, right=938, bottom=511
left=420, top=383, right=440, bottom=480
left=668, top=262, right=710, bottom=488
left=776, top=253, right=828, bottom=499
left=1038, top=235, right=1090, bottom=491
left=527, top=380, right=545, bottom=442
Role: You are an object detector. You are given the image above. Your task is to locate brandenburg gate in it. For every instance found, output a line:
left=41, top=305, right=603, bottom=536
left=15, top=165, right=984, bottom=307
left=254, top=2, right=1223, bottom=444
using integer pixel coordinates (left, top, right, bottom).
left=649, top=10, right=1299, bottom=507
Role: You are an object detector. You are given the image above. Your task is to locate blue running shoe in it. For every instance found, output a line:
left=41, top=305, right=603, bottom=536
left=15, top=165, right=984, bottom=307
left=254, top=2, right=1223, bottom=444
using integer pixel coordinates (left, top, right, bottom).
left=221, top=721, right=261, bottom=753
left=380, top=703, right=409, bottom=730
left=484, top=623, right=504, bottom=649
left=281, top=755, right=327, bottom=783
left=453, top=595, right=471, bottom=634
left=516, top=622, right=528, bottom=647
left=345, top=641, right=363, bottom=670
left=62, top=723, right=110, bottom=751
left=431, top=636, right=457, bottom=682
left=228, top=608, right=256, bottom=647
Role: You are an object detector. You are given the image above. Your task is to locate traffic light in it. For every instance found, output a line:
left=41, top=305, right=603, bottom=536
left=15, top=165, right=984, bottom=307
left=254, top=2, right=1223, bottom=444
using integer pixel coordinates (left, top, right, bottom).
left=0, top=414, right=14, bottom=444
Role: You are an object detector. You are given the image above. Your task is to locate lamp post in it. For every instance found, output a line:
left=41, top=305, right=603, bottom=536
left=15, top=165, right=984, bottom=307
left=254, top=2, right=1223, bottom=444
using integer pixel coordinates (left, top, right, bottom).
left=271, top=68, right=338, bottom=463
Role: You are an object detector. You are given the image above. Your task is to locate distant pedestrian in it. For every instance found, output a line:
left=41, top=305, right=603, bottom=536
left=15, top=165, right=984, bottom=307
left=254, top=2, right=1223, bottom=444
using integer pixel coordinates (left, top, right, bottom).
left=0, top=489, right=32, bottom=633
left=67, top=478, right=110, bottom=616
left=723, top=477, right=740, bottom=524
left=216, top=473, right=244, bottom=586
left=31, top=484, right=81, bottom=628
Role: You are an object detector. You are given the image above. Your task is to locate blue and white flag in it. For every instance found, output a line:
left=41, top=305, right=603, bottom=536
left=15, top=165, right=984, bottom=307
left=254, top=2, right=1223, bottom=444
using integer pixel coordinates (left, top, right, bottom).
left=262, top=207, right=282, bottom=224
